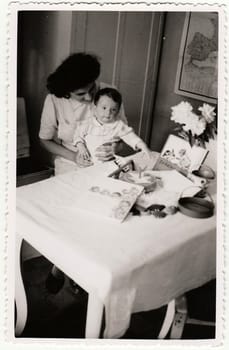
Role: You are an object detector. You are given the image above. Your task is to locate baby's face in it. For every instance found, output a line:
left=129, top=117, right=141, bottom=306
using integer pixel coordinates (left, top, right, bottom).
left=95, top=95, right=119, bottom=124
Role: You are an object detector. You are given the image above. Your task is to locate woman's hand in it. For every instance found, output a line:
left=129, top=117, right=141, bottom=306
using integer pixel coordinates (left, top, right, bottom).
left=94, top=141, right=122, bottom=162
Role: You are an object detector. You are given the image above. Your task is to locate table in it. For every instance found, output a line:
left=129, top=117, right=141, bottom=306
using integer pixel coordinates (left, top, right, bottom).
left=15, top=156, right=216, bottom=339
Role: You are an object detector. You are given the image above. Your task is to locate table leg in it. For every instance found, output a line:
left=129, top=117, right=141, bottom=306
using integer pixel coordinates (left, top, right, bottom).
left=85, top=293, right=104, bottom=338
left=158, top=299, right=175, bottom=339
left=15, top=235, right=28, bottom=336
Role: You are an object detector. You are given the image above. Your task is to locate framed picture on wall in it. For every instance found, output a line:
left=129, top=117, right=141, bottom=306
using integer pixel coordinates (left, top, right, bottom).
left=174, top=12, right=218, bottom=104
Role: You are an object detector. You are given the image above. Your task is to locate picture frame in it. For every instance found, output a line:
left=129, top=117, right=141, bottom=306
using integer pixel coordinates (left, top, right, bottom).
left=155, top=134, right=209, bottom=174
left=174, top=12, right=218, bottom=103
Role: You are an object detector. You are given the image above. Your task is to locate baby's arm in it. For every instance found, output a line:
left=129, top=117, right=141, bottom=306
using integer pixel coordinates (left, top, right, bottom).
left=117, top=121, right=152, bottom=158
left=135, top=140, right=152, bottom=158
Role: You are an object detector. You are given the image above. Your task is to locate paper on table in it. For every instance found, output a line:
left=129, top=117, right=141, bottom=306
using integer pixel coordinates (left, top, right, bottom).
left=136, top=170, right=200, bottom=209
left=76, top=176, right=144, bottom=222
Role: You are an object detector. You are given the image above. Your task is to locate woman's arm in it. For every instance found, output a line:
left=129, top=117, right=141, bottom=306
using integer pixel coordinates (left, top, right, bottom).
left=39, top=95, right=78, bottom=163
left=40, top=139, right=77, bottom=162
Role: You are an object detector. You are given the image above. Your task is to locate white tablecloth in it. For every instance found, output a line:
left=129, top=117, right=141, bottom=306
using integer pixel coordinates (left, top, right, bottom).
left=16, top=161, right=216, bottom=338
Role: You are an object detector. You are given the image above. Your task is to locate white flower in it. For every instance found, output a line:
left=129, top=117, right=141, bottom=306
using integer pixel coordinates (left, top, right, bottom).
left=171, top=101, right=193, bottom=125
left=183, top=113, right=206, bottom=136
left=170, top=100, right=216, bottom=146
left=198, top=103, right=216, bottom=124
left=171, top=101, right=207, bottom=136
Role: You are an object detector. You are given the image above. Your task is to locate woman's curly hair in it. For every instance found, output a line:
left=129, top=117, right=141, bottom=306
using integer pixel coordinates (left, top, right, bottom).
left=47, top=53, right=100, bottom=98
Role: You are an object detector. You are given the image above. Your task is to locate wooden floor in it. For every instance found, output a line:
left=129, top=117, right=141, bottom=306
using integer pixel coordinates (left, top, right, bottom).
left=17, top=256, right=216, bottom=339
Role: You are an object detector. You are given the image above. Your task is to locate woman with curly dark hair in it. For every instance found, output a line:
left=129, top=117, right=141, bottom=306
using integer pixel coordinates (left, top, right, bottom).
left=39, top=52, right=127, bottom=294
left=39, top=52, right=127, bottom=174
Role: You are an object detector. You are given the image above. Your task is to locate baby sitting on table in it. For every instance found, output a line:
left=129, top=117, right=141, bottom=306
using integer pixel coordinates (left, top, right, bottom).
left=72, top=87, right=152, bottom=166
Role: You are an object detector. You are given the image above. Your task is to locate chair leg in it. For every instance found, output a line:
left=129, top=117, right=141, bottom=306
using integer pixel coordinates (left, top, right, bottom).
left=186, top=318, right=215, bottom=327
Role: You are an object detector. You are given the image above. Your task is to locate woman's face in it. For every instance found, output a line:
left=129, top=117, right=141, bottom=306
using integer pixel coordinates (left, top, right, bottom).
left=70, top=82, right=96, bottom=103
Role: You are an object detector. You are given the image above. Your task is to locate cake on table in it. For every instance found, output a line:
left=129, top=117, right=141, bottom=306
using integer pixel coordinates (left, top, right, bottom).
left=119, top=170, right=160, bottom=193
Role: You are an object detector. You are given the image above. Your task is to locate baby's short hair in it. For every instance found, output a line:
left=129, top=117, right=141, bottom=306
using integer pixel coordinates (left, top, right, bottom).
left=94, top=87, right=122, bottom=109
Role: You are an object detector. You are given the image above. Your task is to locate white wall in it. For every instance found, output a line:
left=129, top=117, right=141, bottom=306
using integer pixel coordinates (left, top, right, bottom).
left=71, top=11, right=163, bottom=140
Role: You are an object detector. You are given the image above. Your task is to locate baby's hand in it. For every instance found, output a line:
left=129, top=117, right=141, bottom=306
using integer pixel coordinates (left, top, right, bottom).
left=137, top=144, right=152, bottom=160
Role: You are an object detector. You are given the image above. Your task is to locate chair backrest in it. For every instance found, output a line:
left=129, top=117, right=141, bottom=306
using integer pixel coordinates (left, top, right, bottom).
left=17, top=97, right=30, bottom=159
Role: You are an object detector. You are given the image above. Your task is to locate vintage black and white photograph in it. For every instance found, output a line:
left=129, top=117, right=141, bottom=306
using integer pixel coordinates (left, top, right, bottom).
left=4, top=1, right=226, bottom=346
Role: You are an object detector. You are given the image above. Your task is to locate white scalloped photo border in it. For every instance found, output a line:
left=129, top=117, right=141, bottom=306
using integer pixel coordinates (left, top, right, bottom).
left=0, top=1, right=228, bottom=349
